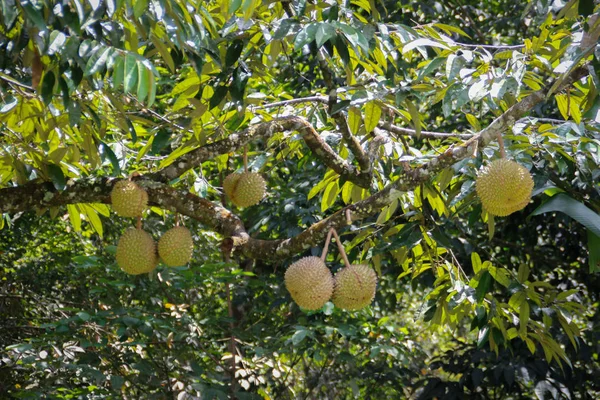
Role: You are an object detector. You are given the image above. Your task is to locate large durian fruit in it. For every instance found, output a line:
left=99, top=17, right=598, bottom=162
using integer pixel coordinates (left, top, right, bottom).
left=116, top=228, right=158, bottom=275
left=332, top=264, right=377, bottom=310
left=111, top=180, right=148, bottom=217
left=475, top=159, right=533, bottom=217
left=158, top=226, right=194, bottom=267
left=284, top=256, right=334, bottom=310
left=223, top=172, right=266, bottom=208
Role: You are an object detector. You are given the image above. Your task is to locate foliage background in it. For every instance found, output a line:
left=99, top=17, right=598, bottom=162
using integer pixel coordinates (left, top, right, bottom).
left=1, top=0, right=600, bottom=399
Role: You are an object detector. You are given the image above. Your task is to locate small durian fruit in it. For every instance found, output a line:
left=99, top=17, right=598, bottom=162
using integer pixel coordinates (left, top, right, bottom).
left=116, top=228, right=158, bottom=275
left=158, top=226, right=194, bottom=267
left=332, top=264, right=377, bottom=310
left=476, top=159, right=534, bottom=217
left=111, top=180, right=148, bottom=217
left=223, top=172, right=266, bottom=208
left=285, top=256, right=334, bottom=310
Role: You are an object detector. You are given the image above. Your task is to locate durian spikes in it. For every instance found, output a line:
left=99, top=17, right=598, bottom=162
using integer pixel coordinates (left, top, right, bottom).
left=116, top=227, right=158, bottom=275
left=223, top=171, right=266, bottom=208
left=476, top=159, right=533, bottom=217
left=332, top=264, right=377, bottom=310
left=158, top=226, right=194, bottom=267
left=111, top=180, right=148, bottom=217
left=284, top=256, right=334, bottom=310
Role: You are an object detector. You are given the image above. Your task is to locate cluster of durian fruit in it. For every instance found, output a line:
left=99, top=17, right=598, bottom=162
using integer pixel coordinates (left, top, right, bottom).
left=111, top=181, right=194, bottom=275
left=285, top=237, right=378, bottom=311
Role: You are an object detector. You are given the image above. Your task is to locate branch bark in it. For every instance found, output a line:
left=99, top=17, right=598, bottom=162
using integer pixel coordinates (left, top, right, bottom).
left=151, top=115, right=371, bottom=188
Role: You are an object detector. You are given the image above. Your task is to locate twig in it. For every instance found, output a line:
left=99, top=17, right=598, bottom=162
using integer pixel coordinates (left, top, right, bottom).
left=243, top=145, right=248, bottom=172
left=330, top=229, right=351, bottom=269
left=253, top=96, right=328, bottom=109
left=320, top=228, right=334, bottom=261
left=497, top=132, right=506, bottom=158
left=378, top=122, right=474, bottom=139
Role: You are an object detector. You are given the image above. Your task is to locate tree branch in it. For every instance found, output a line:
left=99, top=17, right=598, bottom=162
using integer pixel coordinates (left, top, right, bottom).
left=378, top=122, right=475, bottom=139
left=151, top=115, right=371, bottom=187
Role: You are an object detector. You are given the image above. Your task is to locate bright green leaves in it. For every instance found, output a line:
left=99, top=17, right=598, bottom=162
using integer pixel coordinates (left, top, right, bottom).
left=83, top=45, right=159, bottom=106
left=363, top=101, right=381, bottom=133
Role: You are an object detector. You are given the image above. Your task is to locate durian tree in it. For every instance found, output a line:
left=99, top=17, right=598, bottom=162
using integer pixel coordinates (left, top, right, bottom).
left=1, top=0, right=600, bottom=398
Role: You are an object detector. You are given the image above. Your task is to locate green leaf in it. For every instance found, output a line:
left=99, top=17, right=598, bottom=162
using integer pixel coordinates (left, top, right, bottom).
left=136, top=62, right=149, bottom=103
left=225, top=40, right=244, bottom=68
left=519, top=301, right=529, bottom=337
left=123, top=54, right=139, bottom=94
left=99, top=141, right=121, bottom=176
left=475, top=271, right=492, bottom=303
left=321, top=180, right=339, bottom=212
left=47, top=164, right=66, bottom=191
left=530, top=194, right=600, bottom=238
left=82, top=204, right=103, bottom=238
left=316, top=23, right=336, bottom=48
left=40, top=70, right=55, bottom=105
left=47, top=31, right=67, bottom=56
left=518, top=264, right=530, bottom=283
left=364, top=101, right=381, bottom=133
left=133, top=0, right=148, bottom=18
left=291, top=328, right=308, bottom=345
left=294, top=23, right=317, bottom=50
left=84, top=46, right=112, bottom=76
left=0, top=0, right=18, bottom=29
left=471, top=252, right=482, bottom=274
left=405, top=99, right=420, bottom=137
left=348, top=106, right=361, bottom=135
left=150, top=35, right=175, bottom=73
left=67, top=204, right=82, bottom=232
left=20, top=0, right=47, bottom=31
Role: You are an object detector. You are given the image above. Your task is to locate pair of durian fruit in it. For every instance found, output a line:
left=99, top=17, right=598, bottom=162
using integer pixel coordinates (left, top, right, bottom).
left=111, top=181, right=193, bottom=275
left=285, top=256, right=377, bottom=311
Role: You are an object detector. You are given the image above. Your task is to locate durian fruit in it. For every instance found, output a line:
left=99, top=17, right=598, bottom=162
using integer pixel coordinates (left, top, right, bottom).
left=223, top=172, right=266, bottom=208
left=475, top=159, right=534, bottom=217
left=158, top=226, right=194, bottom=267
left=285, top=256, right=334, bottom=310
left=332, top=264, right=377, bottom=310
left=116, top=228, right=158, bottom=275
left=111, top=180, right=148, bottom=217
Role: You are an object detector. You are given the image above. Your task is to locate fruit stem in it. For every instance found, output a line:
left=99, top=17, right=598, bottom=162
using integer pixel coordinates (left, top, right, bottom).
left=331, top=229, right=351, bottom=269
left=321, top=228, right=334, bottom=261
left=243, top=145, right=248, bottom=172
left=346, top=209, right=352, bottom=225
left=175, top=214, right=180, bottom=227
left=497, top=132, right=506, bottom=158
left=136, top=217, right=142, bottom=230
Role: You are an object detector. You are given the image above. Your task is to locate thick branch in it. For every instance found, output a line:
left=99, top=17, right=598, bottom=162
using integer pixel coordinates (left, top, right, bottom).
left=151, top=115, right=371, bottom=188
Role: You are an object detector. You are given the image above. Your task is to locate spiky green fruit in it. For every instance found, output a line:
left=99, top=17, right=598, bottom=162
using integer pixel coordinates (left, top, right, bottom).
left=111, top=180, right=148, bottom=217
left=116, top=228, right=158, bottom=275
left=158, top=226, right=194, bottom=267
left=332, top=264, right=377, bottom=310
left=223, top=172, right=265, bottom=208
left=475, top=159, right=534, bottom=217
left=285, top=256, right=334, bottom=310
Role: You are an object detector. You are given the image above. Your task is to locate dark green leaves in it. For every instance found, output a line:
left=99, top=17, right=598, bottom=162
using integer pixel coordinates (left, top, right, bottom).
left=47, top=164, right=66, bottom=191
left=225, top=40, right=245, bottom=68
left=531, top=194, right=600, bottom=238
